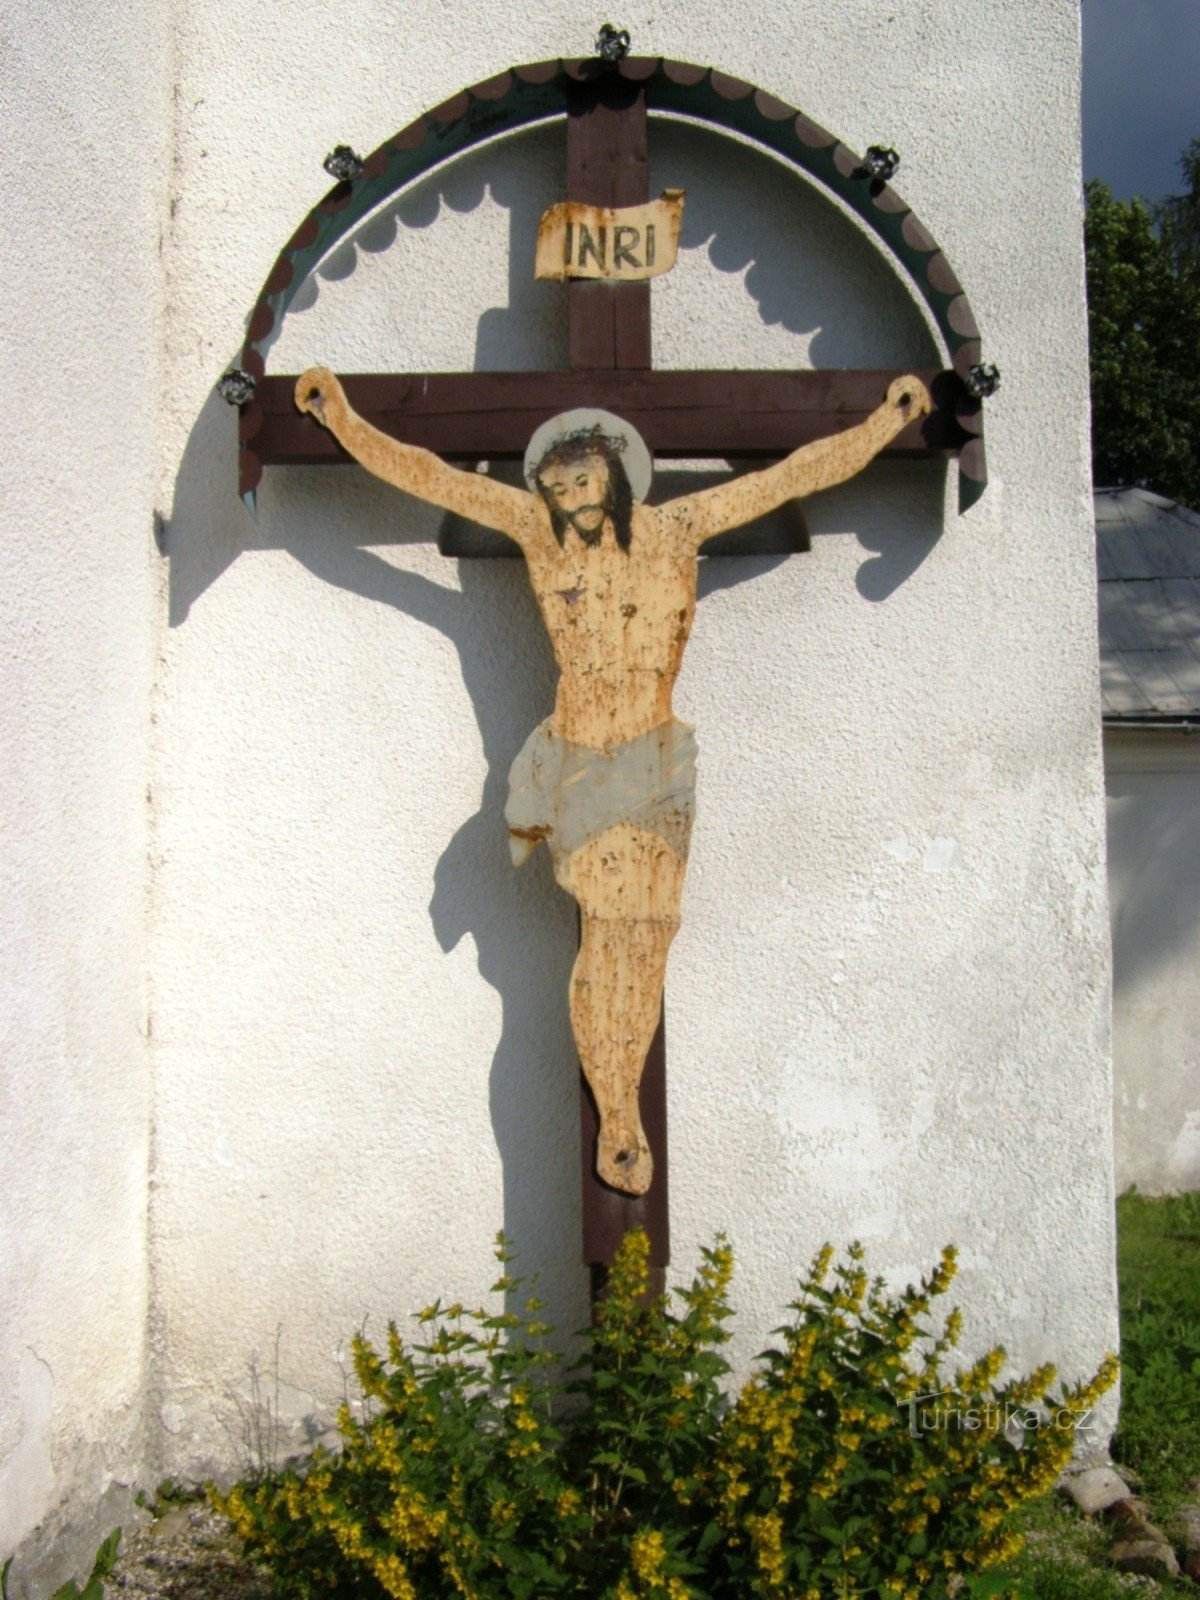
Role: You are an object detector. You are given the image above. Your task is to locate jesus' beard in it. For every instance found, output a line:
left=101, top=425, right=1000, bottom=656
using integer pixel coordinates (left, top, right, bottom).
left=566, top=506, right=607, bottom=546
left=544, top=492, right=633, bottom=552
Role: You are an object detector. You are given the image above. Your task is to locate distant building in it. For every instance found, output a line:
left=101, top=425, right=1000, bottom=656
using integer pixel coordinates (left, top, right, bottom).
left=1098, top=488, right=1200, bottom=1192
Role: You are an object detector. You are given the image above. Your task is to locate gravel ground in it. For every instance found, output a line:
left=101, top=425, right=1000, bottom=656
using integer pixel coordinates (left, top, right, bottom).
left=103, top=1502, right=270, bottom=1600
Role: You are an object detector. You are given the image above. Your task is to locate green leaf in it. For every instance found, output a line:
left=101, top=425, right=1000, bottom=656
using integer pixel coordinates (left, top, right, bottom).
left=90, top=1530, right=121, bottom=1581
left=807, top=1493, right=839, bottom=1533
left=525, top=1551, right=562, bottom=1584
left=506, top=1568, right=536, bottom=1600
left=695, top=1520, right=724, bottom=1558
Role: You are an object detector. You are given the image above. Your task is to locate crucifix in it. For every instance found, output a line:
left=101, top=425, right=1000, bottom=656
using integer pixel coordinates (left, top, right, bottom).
left=227, top=45, right=990, bottom=1297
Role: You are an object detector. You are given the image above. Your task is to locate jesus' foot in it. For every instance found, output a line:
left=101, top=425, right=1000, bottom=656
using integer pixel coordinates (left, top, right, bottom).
left=597, top=1118, right=654, bottom=1196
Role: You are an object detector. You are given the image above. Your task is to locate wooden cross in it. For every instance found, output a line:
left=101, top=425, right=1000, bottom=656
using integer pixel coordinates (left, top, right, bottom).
left=234, top=63, right=977, bottom=1298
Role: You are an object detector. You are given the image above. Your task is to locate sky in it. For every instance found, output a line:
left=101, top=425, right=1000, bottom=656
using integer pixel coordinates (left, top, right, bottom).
left=1081, top=0, right=1199, bottom=202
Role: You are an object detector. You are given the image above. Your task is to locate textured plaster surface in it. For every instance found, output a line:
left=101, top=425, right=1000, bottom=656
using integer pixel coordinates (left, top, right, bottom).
left=1106, top=732, right=1200, bottom=1193
left=0, top=0, right=167, bottom=1587
left=150, top=0, right=1117, bottom=1480
left=0, top=0, right=1118, bottom=1549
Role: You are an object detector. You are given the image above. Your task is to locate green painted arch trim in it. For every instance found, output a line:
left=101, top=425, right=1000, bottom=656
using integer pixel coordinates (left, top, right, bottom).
left=237, top=57, right=986, bottom=512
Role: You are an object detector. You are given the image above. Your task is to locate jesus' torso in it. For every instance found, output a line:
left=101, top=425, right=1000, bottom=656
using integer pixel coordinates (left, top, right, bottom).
left=522, top=502, right=698, bottom=751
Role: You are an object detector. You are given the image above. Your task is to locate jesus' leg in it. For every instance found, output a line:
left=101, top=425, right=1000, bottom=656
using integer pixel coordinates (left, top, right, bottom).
left=557, top=823, right=687, bottom=1196
left=570, top=913, right=676, bottom=1194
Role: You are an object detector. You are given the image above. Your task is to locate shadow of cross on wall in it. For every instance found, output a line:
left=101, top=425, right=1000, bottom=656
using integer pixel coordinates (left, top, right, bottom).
left=201, top=61, right=966, bottom=1301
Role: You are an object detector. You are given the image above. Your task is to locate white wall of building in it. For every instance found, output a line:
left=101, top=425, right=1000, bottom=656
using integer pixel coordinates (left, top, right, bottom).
left=1107, top=731, right=1200, bottom=1193
left=0, top=0, right=168, bottom=1590
left=150, top=0, right=1116, bottom=1480
left=2, top=0, right=1117, bottom=1578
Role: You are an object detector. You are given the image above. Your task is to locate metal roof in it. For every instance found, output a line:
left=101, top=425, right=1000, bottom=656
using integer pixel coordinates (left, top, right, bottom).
left=1096, top=487, right=1200, bottom=722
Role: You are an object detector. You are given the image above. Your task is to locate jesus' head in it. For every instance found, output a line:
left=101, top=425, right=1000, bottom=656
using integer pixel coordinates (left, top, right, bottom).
left=533, top=430, right=634, bottom=551
left=524, top=410, right=651, bottom=554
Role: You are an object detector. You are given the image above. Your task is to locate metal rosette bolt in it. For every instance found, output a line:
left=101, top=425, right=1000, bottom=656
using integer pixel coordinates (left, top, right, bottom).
left=323, top=145, right=364, bottom=183
left=964, top=364, right=1001, bottom=400
left=218, top=368, right=256, bottom=407
left=862, top=145, right=900, bottom=181
left=595, top=22, right=630, bottom=63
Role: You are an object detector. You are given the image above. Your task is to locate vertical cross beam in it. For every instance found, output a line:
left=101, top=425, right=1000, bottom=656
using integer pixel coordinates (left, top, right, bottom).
left=566, top=74, right=668, bottom=1300
left=566, top=76, right=652, bottom=370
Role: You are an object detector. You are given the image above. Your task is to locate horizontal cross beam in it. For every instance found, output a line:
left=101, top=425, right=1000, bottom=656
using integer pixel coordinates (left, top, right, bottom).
left=245, top=368, right=969, bottom=470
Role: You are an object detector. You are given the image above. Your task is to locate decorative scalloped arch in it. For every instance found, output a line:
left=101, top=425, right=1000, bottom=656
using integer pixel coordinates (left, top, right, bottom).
left=237, top=57, right=986, bottom=509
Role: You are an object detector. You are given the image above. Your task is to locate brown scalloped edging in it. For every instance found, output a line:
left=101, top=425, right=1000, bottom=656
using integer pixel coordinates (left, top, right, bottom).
left=235, top=56, right=989, bottom=511
left=710, top=71, right=753, bottom=100
left=663, top=61, right=706, bottom=85
left=239, top=57, right=987, bottom=378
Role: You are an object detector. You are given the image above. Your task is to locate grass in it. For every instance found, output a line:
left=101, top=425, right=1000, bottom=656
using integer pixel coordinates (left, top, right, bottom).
left=991, top=1189, right=1200, bottom=1599
left=1112, top=1189, right=1200, bottom=1518
left=1003, top=1496, right=1165, bottom=1599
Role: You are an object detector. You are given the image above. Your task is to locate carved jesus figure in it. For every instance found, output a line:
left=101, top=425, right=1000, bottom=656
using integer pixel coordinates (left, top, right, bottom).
left=297, top=367, right=930, bottom=1194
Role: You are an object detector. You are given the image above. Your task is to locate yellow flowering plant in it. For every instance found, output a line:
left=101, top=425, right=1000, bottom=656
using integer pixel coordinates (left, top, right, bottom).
left=212, top=1232, right=1115, bottom=1600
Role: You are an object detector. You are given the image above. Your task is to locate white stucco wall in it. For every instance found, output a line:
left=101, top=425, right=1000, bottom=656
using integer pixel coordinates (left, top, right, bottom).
left=1107, top=730, right=1200, bottom=1193
left=3, top=0, right=1118, bottom=1568
left=148, top=0, right=1116, bottom=1481
left=0, top=0, right=167, bottom=1589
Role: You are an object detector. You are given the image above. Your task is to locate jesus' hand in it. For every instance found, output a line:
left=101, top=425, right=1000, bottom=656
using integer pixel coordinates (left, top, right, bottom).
left=295, top=367, right=348, bottom=429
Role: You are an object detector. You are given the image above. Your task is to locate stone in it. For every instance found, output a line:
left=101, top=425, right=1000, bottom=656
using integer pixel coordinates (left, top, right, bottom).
left=1179, top=1488, right=1200, bottom=1581
left=149, top=1505, right=191, bottom=1542
left=1108, top=1538, right=1180, bottom=1580
left=1109, top=1497, right=1168, bottom=1541
left=1061, top=1464, right=1134, bottom=1515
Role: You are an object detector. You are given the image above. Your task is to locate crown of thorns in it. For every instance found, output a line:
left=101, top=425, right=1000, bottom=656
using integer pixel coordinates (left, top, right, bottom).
left=534, top=425, right=628, bottom=470
left=524, top=408, right=652, bottom=499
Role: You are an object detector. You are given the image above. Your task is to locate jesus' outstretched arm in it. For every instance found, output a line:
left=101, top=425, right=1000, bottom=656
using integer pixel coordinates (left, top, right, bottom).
left=296, top=367, right=537, bottom=546
left=663, top=374, right=932, bottom=548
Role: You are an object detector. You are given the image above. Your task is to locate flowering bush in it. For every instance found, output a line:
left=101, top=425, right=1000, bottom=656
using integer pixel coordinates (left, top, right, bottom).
left=213, top=1232, right=1116, bottom=1600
